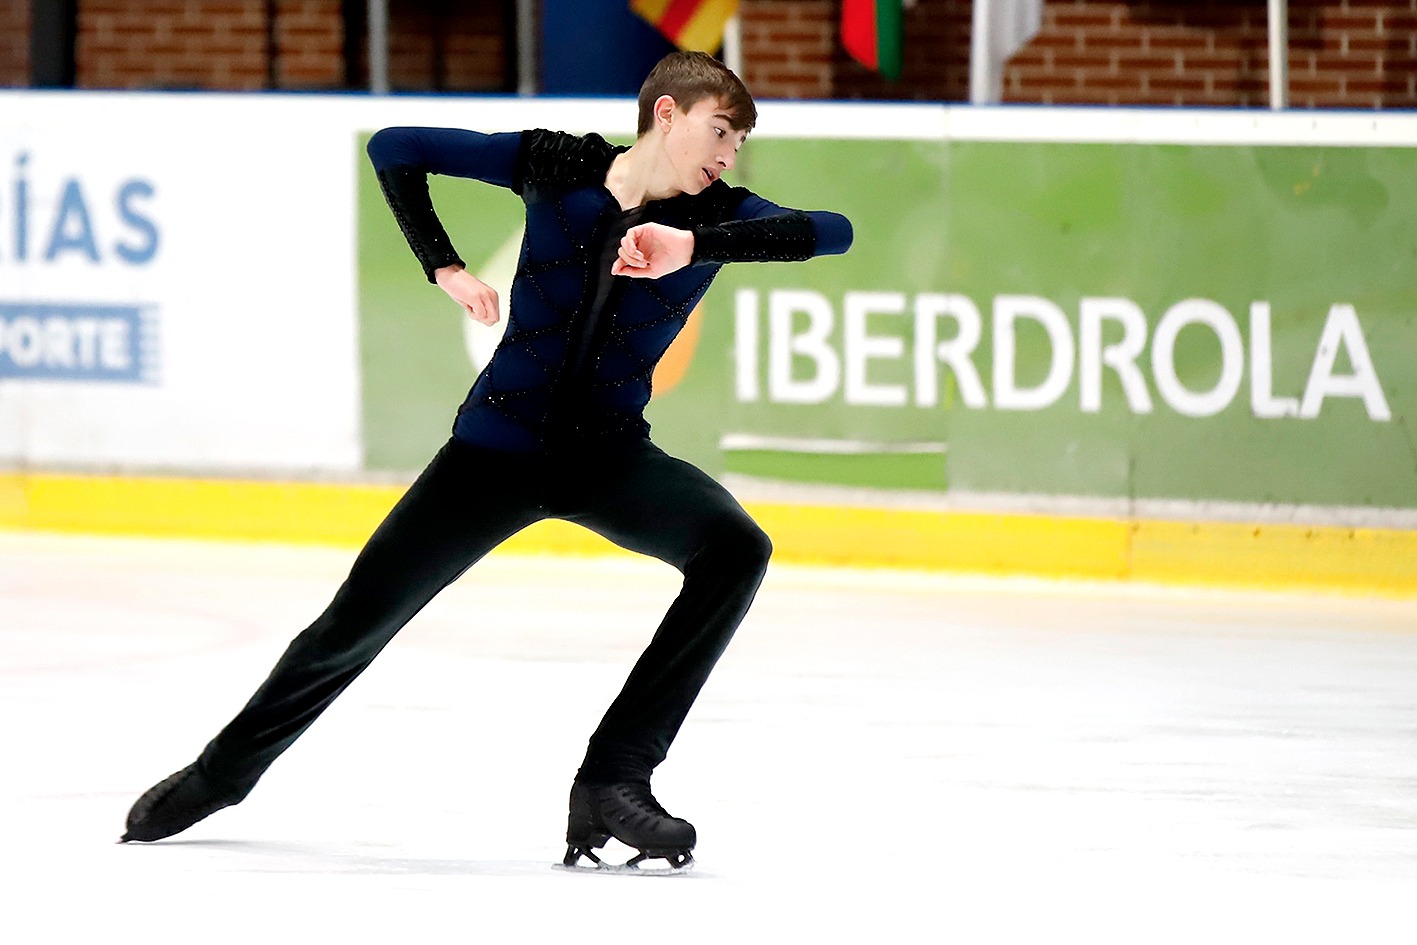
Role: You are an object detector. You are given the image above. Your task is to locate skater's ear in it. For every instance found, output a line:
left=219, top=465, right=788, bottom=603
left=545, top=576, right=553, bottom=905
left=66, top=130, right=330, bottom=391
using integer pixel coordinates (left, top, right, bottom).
left=652, top=94, right=679, bottom=135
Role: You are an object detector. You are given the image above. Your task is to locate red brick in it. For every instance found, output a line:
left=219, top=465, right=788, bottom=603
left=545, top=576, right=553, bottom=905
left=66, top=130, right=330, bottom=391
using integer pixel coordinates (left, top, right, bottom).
left=1051, top=9, right=1118, bottom=30
left=1007, top=64, right=1067, bottom=85
left=760, top=67, right=828, bottom=85
left=1306, top=92, right=1376, bottom=108
left=1036, top=86, right=1117, bottom=104
left=1324, top=13, right=1383, bottom=32
left=1080, top=72, right=1142, bottom=91
left=1344, top=33, right=1392, bottom=54
left=744, top=5, right=790, bottom=25
left=1081, top=28, right=1151, bottom=52
left=1291, top=75, right=1344, bottom=93
left=1345, top=75, right=1404, bottom=94
left=765, top=29, right=832, bottom=49
left=1377, top=53, right=1417, bottom=71
left=1140, top=31, right=1211, bottom=53
left=1010, top=48, right=1052, bottom=69
left=1314, top=51, right=1384, bottom=73
left=748, top=47, right=791, bottom=65
left=783, top=1, right=832, bottom=24
left=1051, top=51, right=1113, bottom=70
left=1030, top=32, right=1083, bottom=50
left=1180, top=52, right=1253, bottom=72
left=140, top=41, right=186, bottom=56
left=1146, top=74, right=1206, bottom=92
left=1115, top=52, right=1180, bottom=72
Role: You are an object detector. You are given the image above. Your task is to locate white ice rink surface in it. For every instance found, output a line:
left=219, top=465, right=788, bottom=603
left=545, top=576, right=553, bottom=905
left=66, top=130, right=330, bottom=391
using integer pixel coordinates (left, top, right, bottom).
left=4, top=530, right=1417, bottom=944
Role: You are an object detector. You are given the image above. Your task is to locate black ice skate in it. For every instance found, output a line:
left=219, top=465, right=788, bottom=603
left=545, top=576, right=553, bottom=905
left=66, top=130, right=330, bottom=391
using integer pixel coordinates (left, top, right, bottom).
left=562, top=780, right=695, bottom=872
left=120, top=763, right=249, bottom=843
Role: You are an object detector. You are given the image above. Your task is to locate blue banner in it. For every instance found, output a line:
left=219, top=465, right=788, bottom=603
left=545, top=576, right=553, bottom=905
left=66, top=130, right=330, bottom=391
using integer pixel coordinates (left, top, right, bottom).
left=0, top=302, right=158, bottom=383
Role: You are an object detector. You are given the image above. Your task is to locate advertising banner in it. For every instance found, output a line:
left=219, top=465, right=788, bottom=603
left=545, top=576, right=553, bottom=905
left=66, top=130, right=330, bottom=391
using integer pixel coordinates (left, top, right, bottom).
left=0, top=94, right=363, bottom=474
left=716, top=137, right=1417, bottom=511
left=2, top=92, right=1413, bottom=524
left=0, top=92, right=629, bottom=477
left=358, top=131, right=1417, bottom=514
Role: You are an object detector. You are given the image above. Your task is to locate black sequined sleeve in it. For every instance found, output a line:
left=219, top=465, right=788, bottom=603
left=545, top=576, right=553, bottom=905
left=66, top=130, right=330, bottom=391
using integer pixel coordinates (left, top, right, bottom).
left=374, top=166, right=465, bottom=283
left=689, top=194, right=853, bottom=265
left=690, top=211, right=816, bottom=263
left=367, top=126, right=523, bottom=283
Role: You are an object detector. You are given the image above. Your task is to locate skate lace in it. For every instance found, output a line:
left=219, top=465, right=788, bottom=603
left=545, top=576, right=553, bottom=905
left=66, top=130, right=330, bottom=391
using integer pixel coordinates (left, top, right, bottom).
left=616, top=784, right=672, bottom=821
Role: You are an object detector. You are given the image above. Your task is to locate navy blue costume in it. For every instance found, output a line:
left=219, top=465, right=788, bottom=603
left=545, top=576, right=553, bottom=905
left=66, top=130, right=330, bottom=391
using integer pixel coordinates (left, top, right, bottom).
left=366, top=126, right=852, bottom=451
left=163, top=127, right=852, bottom=812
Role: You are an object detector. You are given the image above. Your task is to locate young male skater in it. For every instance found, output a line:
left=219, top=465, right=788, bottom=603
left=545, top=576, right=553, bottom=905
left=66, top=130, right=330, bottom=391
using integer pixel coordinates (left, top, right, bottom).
left=122, top=51, right=852, bottom=870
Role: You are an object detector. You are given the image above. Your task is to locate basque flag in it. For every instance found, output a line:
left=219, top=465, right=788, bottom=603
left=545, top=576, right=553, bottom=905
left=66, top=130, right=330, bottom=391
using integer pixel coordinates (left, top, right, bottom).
left=632, top=0, right=740, bottom=53
left=842, top=0, right=904, bottom=80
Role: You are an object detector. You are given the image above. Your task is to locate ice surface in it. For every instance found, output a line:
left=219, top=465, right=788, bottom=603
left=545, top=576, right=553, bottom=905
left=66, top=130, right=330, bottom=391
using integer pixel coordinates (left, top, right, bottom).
left=3, top=530, right=1416, bottom=943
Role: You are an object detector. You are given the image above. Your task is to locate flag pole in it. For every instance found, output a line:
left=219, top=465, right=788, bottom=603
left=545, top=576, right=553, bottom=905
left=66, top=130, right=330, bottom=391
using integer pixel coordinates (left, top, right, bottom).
left=367, top=0, right=389, bottom=94
left=968, top=0, right=996, bottom=104
left=1268, top=0, right=1288, bottom=109
left=723, top=14, right=743, bottom=75
left=516, top=0, right=538, bottom=94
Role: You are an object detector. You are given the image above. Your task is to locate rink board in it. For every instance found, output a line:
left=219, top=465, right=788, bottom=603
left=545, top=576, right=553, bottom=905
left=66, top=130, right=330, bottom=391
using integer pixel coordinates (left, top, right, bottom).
left=2, top=470, right=1414, bottom=595
left=3, top=93, right=1417, bottom=592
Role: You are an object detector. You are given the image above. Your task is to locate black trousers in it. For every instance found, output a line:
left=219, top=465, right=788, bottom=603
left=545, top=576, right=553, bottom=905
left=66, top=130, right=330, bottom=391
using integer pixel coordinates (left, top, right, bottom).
left=195, top=436, right=772, bottom=796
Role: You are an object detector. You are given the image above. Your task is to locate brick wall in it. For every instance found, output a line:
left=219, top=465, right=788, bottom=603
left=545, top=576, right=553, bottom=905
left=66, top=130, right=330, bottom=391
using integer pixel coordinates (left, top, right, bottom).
left=10, top=1, right=1417, bottom=107
left=740, top=0, right=971, bottom=101
left=740, top=0, right=1417, bottom=109
left=67, top=0, right=508, bottom=93
left=383, top=0, right=508, bottom=92
left=1007, top=1, right=1417, bottom=108
left=739, top=0, right=834, bottom=98
left=833, top=0, right=972, bottom=101
left=275, top=0, right=344, bottom=88
left=0, top=0, right=29, bottom=86
left=79, top=0, right=352, bottom=91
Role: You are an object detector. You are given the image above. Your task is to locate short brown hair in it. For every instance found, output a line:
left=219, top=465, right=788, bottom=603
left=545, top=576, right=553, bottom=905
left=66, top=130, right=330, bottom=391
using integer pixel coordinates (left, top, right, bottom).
left=636, top=51, right=757, bottom=137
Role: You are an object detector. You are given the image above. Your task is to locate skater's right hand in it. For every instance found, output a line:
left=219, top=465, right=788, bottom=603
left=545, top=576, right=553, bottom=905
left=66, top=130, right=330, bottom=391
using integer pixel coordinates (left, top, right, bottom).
left=435, top=265, right=499, bottom=326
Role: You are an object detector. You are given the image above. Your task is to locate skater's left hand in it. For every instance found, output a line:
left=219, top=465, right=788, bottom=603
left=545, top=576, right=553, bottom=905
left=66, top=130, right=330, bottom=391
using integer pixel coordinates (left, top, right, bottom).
left=435, top=264, right=500, bottom=326
left=612, top=223, right=693, bottom=279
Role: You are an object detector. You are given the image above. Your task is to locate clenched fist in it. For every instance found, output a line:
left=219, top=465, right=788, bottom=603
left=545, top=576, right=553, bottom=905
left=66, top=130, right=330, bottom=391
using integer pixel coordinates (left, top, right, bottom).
left=435, top=265, right=500, bottom=325
left=612, top=223, right=694, bottom=279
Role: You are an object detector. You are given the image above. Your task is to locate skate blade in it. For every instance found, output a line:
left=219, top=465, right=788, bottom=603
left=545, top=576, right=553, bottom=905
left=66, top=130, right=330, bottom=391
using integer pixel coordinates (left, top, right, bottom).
left=557, top=844, right=694, bottom=875
left=553, top=859, right=694, bottom=876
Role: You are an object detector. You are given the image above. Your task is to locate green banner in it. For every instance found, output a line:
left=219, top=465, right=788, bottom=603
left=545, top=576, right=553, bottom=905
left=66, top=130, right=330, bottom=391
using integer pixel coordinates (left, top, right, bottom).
left=358, top=133, right=1417, bottom=511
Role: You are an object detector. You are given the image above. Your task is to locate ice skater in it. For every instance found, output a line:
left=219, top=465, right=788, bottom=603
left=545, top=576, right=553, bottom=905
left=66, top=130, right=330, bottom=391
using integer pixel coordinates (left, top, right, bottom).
left=121, top=50, right=852, bottom=870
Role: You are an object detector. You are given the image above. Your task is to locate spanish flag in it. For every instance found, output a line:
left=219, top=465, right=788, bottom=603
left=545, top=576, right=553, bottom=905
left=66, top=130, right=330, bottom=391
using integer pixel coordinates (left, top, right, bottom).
left=631, top=0, right=739, bottom=53
left=842, top=0, right=904, bottom=80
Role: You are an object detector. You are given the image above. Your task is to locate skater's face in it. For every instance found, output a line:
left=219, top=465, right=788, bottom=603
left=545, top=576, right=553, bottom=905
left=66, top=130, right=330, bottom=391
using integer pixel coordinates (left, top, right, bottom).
left=657, top=95, right=747, bottom=195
